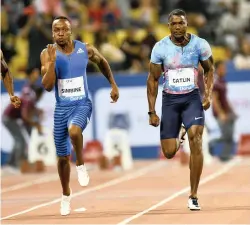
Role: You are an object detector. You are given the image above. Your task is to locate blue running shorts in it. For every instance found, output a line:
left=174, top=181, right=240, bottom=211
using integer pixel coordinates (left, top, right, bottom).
left=53, top=100, right=92, bottom=156
left=160, top=89, right=204, bottom=139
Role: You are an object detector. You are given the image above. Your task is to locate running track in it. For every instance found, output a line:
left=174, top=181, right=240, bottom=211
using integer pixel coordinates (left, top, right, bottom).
left=1, top=158, right=250, bottom=224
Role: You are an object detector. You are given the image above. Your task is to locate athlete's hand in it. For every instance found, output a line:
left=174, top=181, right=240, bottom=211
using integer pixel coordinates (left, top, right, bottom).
left=10, top=95, right=21, bottom=108
left=149, top=114, right=160, bottom=127
left=47, top=44, right=56, bottom=62
left=110, top=85, right=119, bottom=103
left=202, top=97, right=211, bottom=110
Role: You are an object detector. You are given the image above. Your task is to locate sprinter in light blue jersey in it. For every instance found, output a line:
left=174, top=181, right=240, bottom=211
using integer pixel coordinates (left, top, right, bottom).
left=40, top=16, right=119, bottom=216
left=147, top=9, right=214, bottom=210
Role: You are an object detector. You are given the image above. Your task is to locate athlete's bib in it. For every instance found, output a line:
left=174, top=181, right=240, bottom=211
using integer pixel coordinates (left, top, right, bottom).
left=58, top=76, right=85, bottom=99
left=168, top=68, right=195, bottom=92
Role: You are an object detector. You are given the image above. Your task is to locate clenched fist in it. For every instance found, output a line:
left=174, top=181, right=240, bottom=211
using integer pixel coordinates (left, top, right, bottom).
left=149, top=113, right=160, bottom=127
left=110, top=85, right=119, bottom=103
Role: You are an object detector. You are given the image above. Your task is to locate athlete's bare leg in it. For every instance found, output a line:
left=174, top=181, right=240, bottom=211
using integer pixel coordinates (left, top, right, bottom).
left=187, top=125, right=204, bottom=198
left=68, top=124, right=84, bottom=166
left=57, top=156, right=71, bottom=196
left=161, top=126, right=186, bottom=159
left=69, top=124, right=89, bottom=187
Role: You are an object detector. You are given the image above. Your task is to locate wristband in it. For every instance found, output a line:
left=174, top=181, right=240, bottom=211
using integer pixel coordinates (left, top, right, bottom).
left=148, top=111, right=156, bottom=115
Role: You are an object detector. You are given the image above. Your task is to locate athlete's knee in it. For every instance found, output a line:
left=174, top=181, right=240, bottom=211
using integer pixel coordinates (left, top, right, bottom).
left=163, top=151, right=176, bottom=159
left=189, top=132, right=202, bottom=142
left=57, top=156, right=70, bottom=164
left=161, top=140, right=177, bottom=159
left=68, top=125, right=82, bottom=141
left=189, top=131, right=203, bottom=155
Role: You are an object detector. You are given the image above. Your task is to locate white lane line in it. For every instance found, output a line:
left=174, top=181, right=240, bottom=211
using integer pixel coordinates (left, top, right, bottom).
left=2, top=167, right=95, bottom=193
left=74, top=207, right=86, bottom=212
left=1, top=161, right=165, bottom=220
left=117, top=157, right=242, bottom=225
left=1, top=174, right=58, bottom=193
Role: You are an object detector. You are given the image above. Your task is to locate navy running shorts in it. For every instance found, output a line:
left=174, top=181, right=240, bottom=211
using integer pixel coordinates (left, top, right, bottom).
left=53, top=100, right=92, bottom=157
left=160, top=89, right=204, bottom=139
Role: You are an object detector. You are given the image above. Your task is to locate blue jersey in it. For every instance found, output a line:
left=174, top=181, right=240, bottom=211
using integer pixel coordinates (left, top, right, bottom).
left=150, top=34, right=212, bottom=94
left=54, top=40, right=90, bottom=106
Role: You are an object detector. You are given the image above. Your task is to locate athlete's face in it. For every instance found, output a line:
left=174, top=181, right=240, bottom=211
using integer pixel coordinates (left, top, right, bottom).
left=52, top=19, right=72, bottom=46
left=168, top=15, right=187, bottom=39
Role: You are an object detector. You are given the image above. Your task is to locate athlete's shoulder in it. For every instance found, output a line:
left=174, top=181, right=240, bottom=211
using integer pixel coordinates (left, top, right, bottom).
left=152, top=36, right=169, bottom=52
left=74, top=39, right=87, bottom=47
left=192, top=35, right=212, bottom=60
left=156, top=36, right=171, bottom=46
left=150, top=36, right=170, bottom=64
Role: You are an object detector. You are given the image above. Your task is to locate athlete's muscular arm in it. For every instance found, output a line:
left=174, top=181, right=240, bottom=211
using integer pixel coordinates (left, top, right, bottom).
left=147, top=62, right=162, bottom=112
left=40, top=45, right=56, bottom=92
left=200, top=56, right=214, bottom=110
left=87, top=44, right=119, bottom=102
left=1, top=50, right=21, bottom=108
left=147, top=62, right=162, bottom=127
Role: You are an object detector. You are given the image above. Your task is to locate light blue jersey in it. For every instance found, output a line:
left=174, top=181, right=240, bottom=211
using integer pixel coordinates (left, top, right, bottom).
left=150, top=34, right=212, bottom=94
left=55, top=40, right=90, bottom=106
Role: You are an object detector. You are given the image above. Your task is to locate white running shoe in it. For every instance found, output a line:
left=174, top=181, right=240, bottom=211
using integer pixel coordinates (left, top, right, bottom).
left=76, top=164, right=90, bottom=187
left=60, top=189, right=72, bottom=216
left=188, top=197, right=201, bottom=211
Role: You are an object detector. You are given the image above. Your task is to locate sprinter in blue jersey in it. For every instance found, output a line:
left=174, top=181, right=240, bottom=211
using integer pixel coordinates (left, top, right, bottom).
left=40, top=16, right=119, bottom=216
left=147, top=9, right=214, bottom=210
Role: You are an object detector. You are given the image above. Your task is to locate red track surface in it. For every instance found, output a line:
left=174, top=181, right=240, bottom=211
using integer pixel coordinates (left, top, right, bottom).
left=1, top=158, right=250, bottom=224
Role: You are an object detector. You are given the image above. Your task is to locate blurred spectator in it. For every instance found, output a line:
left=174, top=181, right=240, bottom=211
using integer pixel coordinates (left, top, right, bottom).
left=2, top=0, right=27, bottom=35
left=129, top=0, right=157, bottom=27
left=64, top=0, right=89, bottom=41
left=233, top=38, right=250, bottom=69
left=212, top=61, right=237, bottom=162
left=2, top=85, right=44, bottom=171
left=19, top=13, right=53, bottom=74
left=141, top=25, right=158, bottom=70
left=218, top=1, right=246, bottom=53
left=239, top=0, right=250, bottom=22
left=87, top=0, right=105, bottom=32
left=21, top=68, right=43, bottom=133
left=120, top=27, right=144, bottom=73
left=33, top=0, right=65, bottom=17
left=94, top=29, right=125, bottom=71
left=102, top=0, right=122, bottom=31
left=1, top=5, right=17, bottom=63
left=175, top=0, right=208, bottom=28
left=116, top=0, right=130, bottom=27
left=1, top=0, right=250, bottom=75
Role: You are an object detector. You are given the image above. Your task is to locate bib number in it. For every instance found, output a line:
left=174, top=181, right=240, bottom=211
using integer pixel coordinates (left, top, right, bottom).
left=58, top=76, right=85, bottom=98
left=168, top=68, right=195, bottom=91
